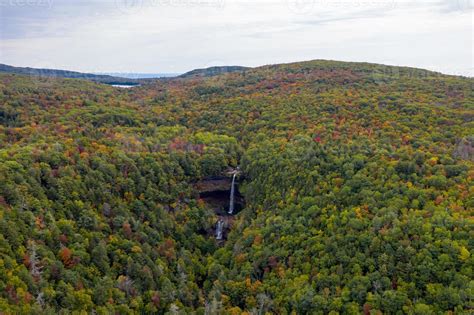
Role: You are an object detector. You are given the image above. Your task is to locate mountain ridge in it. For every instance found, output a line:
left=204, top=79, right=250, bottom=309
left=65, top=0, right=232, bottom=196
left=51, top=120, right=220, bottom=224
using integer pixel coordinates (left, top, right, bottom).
left=0, top=63, right=141, bottom=85
left=0, top=60, right=470, bottom=87
left=179, top=65, right=251, bottom=78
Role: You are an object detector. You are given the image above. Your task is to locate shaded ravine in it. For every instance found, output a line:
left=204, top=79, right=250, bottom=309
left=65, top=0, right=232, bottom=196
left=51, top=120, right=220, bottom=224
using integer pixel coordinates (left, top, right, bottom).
left=194, top=169, right=243, bottom=242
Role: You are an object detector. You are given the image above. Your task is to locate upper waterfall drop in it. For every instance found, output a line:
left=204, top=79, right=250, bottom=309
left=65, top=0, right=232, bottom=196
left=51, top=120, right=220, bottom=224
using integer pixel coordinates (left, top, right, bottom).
left=228, top=172, right=237, bottom=214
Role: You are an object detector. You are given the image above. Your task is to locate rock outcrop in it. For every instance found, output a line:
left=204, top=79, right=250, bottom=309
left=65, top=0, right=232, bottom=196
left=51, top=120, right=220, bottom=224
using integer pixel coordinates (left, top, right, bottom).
left=453, top=136, right=474, bottom=161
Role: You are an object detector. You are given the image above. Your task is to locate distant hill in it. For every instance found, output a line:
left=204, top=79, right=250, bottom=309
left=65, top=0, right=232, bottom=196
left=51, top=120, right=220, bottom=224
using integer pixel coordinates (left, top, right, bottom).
left=179, top=66, right=250, bottom=78
left=0, top=63, right=251, bottom=83
left=0, top=64, right=141, bottom=85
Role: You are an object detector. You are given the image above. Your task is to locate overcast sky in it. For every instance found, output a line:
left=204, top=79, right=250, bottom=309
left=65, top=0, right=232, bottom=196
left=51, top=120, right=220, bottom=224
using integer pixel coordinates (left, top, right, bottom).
left=0, top=0, right=472, bottom=75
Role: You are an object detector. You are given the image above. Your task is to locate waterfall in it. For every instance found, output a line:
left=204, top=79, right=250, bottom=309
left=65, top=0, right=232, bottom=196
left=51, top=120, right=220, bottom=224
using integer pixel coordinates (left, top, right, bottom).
left=216, top=219, right=224, bottom=240
left=228, top=173, right=237, bottom=214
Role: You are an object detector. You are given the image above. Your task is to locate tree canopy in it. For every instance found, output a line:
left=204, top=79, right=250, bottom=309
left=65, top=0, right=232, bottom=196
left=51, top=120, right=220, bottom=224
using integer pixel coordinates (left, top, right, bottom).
left=0, top=60, right=472, bottom=314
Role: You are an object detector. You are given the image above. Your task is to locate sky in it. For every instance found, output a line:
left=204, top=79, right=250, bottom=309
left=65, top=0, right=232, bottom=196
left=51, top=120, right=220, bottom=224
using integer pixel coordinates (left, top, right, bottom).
left=0, top=0, right=472, bottom=75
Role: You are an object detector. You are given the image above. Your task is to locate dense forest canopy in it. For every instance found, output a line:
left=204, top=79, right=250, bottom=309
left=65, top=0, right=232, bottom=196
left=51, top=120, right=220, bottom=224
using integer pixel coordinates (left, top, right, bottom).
left=0, top=60, right=473, bottom=314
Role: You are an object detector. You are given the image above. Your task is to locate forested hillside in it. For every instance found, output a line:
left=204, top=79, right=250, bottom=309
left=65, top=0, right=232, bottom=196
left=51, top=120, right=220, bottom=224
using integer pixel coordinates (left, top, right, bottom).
left=0, top=60, right=472, bottom=314
left=0, top=64, right=141, bottom=85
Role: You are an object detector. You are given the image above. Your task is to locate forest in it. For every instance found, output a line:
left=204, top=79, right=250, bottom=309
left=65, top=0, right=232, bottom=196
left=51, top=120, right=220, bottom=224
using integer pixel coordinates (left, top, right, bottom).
left=0, top=60, right=473, bottom=314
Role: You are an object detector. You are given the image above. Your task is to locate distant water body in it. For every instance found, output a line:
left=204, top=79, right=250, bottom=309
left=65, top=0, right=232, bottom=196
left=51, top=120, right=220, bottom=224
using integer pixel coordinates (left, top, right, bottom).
left=110, top=84, right=138, bottom=88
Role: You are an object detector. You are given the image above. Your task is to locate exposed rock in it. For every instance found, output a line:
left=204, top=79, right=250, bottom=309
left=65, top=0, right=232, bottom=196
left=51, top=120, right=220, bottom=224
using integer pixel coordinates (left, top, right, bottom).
left=194, top=177, right=232, bottom=193
left=453, top=136, right=474, bottom=161
left=194, top=174, right=244, bottom=216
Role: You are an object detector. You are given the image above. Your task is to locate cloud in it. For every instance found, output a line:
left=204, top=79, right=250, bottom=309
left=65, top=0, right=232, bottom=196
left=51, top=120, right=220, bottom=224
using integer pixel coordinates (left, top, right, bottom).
left=437, top=0, right=473, bottom=13
left=0, top=0, right=472, bottom=75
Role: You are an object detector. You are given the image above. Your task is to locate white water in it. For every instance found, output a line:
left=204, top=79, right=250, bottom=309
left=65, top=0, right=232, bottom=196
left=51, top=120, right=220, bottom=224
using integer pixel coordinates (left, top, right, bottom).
left=228, top=173, right=237, bottom=214
left=216, top=220, right=224, bottom=240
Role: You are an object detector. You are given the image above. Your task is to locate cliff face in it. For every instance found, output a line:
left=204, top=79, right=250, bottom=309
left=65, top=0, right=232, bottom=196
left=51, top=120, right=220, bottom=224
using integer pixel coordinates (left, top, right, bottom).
left=194, top=176, right=244, bottom=215
left=194, top=177, right=233, bottom=193
left=453, top=136, right=474, bottom=161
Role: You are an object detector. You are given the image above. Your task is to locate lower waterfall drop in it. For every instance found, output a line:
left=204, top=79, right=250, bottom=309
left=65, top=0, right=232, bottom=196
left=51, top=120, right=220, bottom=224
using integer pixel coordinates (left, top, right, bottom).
left=215, top=219, right=224, bottom=240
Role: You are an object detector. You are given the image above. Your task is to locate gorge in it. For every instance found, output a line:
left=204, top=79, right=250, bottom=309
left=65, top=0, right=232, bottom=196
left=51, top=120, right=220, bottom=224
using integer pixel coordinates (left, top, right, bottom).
left=194, top=170, right=243, bottom=241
